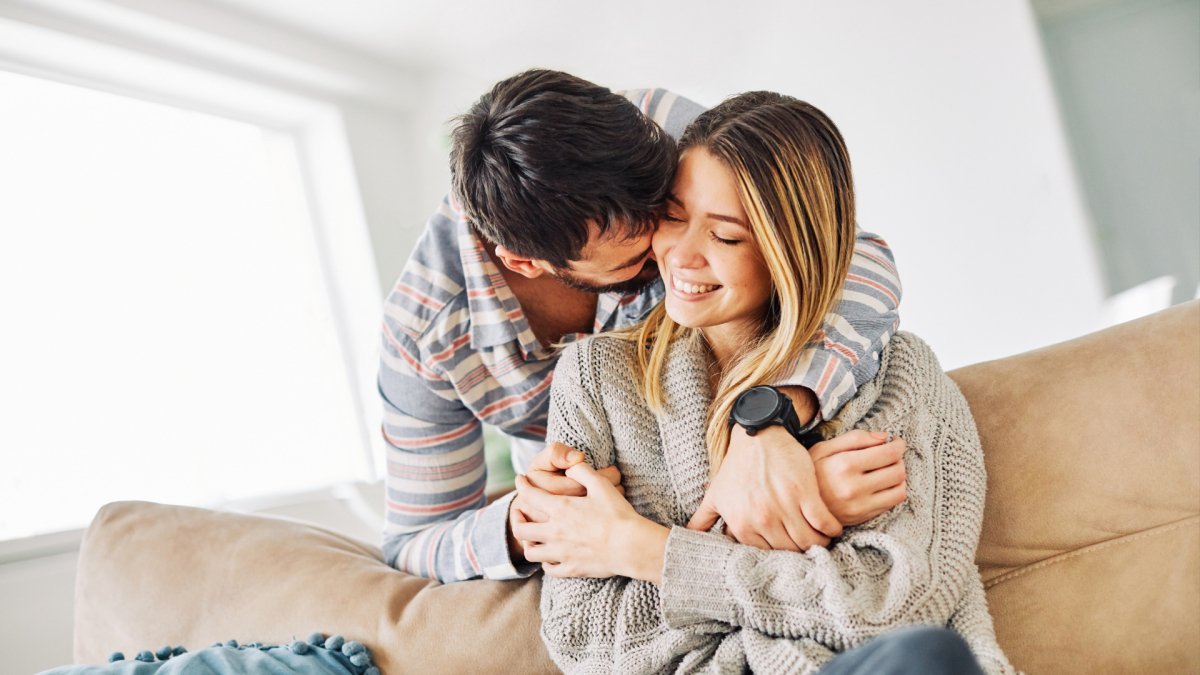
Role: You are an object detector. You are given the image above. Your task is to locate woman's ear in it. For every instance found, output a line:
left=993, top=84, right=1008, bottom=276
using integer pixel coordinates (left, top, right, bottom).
left=494, top=244, right=548, bottom=279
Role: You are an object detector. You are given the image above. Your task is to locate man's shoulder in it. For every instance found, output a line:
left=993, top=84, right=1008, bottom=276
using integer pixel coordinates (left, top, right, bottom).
left=384, top=199, right=473, bottom=344
left=616, top=88, right=707, bottom=142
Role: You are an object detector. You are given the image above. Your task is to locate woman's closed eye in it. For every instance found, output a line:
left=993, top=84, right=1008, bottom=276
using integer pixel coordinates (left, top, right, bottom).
left=709, top=231, right=742, bottom=246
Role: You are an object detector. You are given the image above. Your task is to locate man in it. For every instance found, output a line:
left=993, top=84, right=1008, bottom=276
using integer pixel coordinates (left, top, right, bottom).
left=380, top=70, right=905, bottom=582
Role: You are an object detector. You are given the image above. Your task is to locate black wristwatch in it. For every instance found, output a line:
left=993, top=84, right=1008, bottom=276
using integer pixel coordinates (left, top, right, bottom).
left=730, top=385, right=823, bottom=447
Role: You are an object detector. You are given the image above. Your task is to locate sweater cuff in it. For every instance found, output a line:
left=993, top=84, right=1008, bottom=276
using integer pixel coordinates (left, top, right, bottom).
left=659, top=526, right=741, bottom=629
left=473, top=491, right=539, bottom=580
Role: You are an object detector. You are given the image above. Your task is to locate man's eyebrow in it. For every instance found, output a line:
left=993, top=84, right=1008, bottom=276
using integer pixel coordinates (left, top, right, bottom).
left=608, top=245, right=652, bottom=272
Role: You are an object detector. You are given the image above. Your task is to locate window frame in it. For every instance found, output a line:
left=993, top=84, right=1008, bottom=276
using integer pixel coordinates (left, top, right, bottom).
left=0, top=8, right=387, bottom=556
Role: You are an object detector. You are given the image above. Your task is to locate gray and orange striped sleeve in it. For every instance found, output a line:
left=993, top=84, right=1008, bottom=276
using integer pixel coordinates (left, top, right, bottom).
left=778, top=229, right=903, bottom=426
left=378, top=204, right=536, bottom=583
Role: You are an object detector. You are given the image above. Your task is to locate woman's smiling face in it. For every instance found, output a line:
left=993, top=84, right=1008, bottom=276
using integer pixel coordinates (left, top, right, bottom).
left=652, top=148, right=773, bottom=335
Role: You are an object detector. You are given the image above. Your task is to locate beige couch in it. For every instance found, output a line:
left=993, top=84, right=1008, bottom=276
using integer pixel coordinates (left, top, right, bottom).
left=73, top=302, right=1200, bottom=674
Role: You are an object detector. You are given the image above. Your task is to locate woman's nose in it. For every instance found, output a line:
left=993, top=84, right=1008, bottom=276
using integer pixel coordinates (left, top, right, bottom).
left=666, top=229, right=706, bottom=269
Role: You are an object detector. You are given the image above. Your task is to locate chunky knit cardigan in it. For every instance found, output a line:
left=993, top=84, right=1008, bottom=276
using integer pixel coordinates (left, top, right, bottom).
left=540, top=331, right=1016, bottom=675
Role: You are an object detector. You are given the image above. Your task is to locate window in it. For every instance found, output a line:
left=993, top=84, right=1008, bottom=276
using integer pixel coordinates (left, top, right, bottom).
left=0, top=70, right=372, bottom=540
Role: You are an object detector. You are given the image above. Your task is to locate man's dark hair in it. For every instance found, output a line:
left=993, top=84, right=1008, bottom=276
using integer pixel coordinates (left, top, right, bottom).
left=450, top=69, right=677, bottom=268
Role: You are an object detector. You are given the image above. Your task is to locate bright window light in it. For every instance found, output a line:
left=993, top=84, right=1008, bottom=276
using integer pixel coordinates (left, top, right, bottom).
left=0, top=70, right=367, bottom=540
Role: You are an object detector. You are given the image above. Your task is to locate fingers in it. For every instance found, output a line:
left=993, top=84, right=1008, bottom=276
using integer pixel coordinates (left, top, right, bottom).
left=847, top=439, right=907, bottom=472
left=522, top=542, right=561, bottom=565
left=511, top=519, right=553, bottom=544
left=810, top=429, right=889, bottom=460
left=727, top=524, right=771, bottom=551
left=524, top=469, right=586, bottom=497
left=781, top=515, right=831, bottom=551
left=799, top=490, right=843, bottom=538
left=542, top=562, right=569, bottom=578
left=525, top=460, right=620, bottom=498
left=686, top=499, right=720, bottom=531
left=528, top=442, right=586, bottom=473
left=870, top=481, right=908, bottom=513
left=565, top=462, right=616, bottom=495
left=757, top=521, right=802, bottom=553
left=863, top=460, right=906, bottom=493
left=596, top=464, right=623, bottom=487
left=511, top=491, right=547, bottom=523
left=514, top=474, right=564, bottom=515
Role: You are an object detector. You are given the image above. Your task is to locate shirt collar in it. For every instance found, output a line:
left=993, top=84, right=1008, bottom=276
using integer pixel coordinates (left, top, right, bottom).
left=453, top=211, right=666, bottom=358
left=454, top=215, right=543, bottom=358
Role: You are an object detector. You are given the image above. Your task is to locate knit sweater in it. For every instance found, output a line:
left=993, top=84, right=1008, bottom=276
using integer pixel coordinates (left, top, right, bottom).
left=540, top=331, right=1016, bottom=675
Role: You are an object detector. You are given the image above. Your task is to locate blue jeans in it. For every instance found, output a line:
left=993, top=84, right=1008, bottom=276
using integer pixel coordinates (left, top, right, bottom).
left=818, top=626, right=984, bottom=675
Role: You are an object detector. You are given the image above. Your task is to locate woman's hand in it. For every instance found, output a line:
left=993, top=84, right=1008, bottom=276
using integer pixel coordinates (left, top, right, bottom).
left=513, top=463, right=668, bottom=583
left=507, top=443, right=623, bottom=564
left=809, top=430, right=908, bottom=526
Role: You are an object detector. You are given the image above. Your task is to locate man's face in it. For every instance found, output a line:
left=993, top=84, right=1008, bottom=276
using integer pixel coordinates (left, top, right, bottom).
left=551, top=223, right=660, bottom=294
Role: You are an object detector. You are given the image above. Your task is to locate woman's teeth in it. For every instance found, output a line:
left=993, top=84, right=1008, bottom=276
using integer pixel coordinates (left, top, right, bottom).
left=672, top=276, right=720, bottom=295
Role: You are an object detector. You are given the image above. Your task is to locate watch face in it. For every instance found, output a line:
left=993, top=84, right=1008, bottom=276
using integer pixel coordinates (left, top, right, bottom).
left=735, top=386, right=782, bottom=425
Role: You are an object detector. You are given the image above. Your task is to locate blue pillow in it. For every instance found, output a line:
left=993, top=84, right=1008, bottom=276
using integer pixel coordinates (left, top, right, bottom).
left=38, top=633, right=378, bottom=675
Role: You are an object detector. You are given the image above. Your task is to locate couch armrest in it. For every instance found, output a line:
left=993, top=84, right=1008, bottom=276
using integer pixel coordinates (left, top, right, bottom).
left=74, top=501, right=555, bottom=674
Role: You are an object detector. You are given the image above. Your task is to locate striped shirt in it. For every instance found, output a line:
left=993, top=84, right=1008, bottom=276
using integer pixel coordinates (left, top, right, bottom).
left=379, top=89, right=903, bottom=583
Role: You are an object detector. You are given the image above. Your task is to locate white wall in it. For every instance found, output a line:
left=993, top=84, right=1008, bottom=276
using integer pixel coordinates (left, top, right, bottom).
left=377, top=0, right=1106, bottom=370
left=0, top=1, right=1123, bottom=672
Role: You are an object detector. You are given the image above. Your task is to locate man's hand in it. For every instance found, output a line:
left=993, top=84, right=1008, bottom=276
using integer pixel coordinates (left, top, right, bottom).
left=809, top=430, right=908, bottom=526
left=507, top=442, right=622, bottom=563
left=687, top=424, right=840, bottom=551
left=523, top=441, right=622, bottom=496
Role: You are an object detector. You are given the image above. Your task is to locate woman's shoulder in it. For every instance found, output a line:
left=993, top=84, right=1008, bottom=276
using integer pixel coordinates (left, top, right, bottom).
left=554, top=334, right=641, bottom=394
left=557, top=333, right=640, bottom=371
left=883, top=331, right=942, bottom=371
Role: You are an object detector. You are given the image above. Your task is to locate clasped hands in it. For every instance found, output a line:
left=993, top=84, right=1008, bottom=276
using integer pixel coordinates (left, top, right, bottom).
left=509, top=426, right=908, bottom=580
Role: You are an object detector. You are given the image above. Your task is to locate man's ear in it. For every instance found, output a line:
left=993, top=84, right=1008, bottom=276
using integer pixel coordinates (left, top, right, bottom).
left=494, top=244, right=549, bottom=279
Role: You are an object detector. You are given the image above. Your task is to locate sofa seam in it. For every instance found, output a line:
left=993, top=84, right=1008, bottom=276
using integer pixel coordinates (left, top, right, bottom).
left=983, top=515, right=1200, bottom=590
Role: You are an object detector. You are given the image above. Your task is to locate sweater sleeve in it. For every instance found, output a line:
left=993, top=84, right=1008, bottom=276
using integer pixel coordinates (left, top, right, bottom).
left=658, top=338, right=997, bottom=656
left=948, top=574, right=1018, bottom=675
left=539, top=340, right=737, bottom=674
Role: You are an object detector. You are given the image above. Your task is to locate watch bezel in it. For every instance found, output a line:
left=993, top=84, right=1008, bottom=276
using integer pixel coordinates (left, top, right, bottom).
left=731, top=385, right=787, bottom=430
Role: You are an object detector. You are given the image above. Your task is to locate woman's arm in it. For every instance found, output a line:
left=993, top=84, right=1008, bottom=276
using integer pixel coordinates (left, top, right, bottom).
left=534, top=340, right=735, bottom=673
left=656, top=335, right=989, bottom=651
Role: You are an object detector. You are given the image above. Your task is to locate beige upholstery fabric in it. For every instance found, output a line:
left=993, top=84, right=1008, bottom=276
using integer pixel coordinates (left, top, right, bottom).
left=74, top=302, right=1200, bottom=673
left=950, top=299, right=1200, bottom=673
left=73, top=503, right=554, bottom=674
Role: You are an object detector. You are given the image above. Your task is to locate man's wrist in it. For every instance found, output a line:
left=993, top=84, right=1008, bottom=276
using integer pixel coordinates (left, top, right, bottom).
left=775, top=386, right=818, bottom=427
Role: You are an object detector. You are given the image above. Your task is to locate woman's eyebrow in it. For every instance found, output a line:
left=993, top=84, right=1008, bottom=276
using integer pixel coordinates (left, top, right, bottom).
left=668, top=193, right=748, bottom=229
left=707, top=213, right=749, bottom=228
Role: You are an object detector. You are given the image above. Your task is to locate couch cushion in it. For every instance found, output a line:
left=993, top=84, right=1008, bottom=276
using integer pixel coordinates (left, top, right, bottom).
left=73, top=501, right=554, bottom=675
left=950, top=300, right=1200, bottom=672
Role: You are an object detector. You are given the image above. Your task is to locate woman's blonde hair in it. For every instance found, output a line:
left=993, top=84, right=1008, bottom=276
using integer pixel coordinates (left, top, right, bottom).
left=627, top=91, right=857, bottom=475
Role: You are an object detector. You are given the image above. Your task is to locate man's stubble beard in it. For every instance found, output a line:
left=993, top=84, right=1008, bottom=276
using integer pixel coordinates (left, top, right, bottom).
left=551, top=261, right=661, bottom=295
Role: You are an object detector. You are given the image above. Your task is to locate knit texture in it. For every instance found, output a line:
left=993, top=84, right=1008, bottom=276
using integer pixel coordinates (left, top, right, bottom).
left=540, top=331, right=1016, bottom=674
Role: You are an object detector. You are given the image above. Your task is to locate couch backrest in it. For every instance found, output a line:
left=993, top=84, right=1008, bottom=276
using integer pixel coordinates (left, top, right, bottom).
left=950, top=300, right=1200, bottom=674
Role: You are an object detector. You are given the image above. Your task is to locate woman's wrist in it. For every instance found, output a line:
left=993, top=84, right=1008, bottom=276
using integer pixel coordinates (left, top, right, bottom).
left=618, top=517, right=669, bottom=584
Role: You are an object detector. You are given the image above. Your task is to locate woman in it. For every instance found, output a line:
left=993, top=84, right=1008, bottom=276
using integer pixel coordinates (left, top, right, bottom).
left=512, top=92, right=1015, bottom=674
